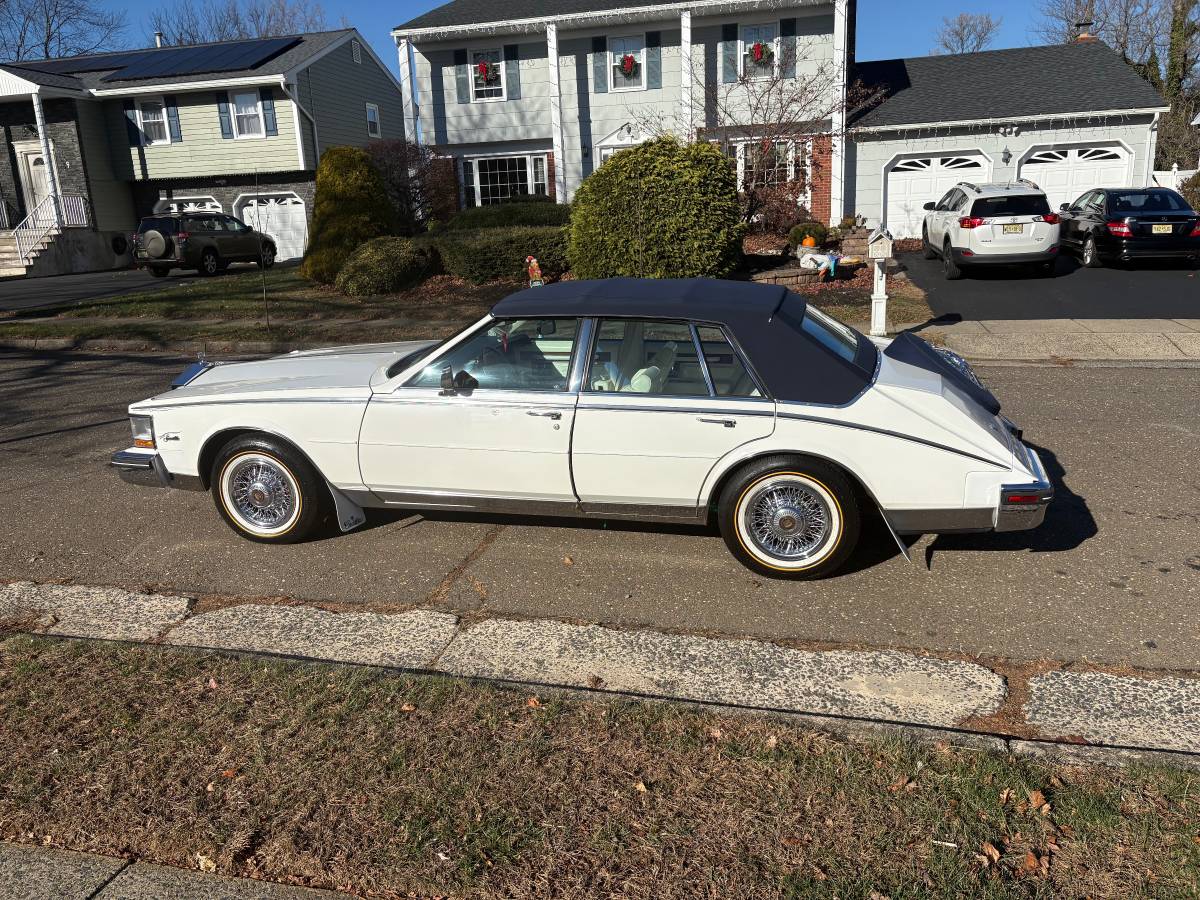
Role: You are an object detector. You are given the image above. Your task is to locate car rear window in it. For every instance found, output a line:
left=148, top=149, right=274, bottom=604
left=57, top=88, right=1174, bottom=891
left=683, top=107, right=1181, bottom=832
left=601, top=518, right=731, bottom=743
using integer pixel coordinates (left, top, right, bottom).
left=802, top=307, right=860, bottom=364
left=970, top=195, right=1051, bottom=217
left=1107, top=190, right=1190, bottom=213
left=137, top=217, right=177, bottom=234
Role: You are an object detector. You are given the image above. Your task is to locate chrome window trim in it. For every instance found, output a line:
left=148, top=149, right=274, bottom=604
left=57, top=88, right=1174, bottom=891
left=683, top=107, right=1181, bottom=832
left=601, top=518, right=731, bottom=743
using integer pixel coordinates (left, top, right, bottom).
left=138, top=396, right=367, bottom=411
left=713, top=322, right=773, bottom=401
left=576, top=401, right=774, bottom=417
left=568, top=317, right=595, bottom=394
left=690, top=323, right=718, bottom=397
left=368, top=393, right=577, bottom=410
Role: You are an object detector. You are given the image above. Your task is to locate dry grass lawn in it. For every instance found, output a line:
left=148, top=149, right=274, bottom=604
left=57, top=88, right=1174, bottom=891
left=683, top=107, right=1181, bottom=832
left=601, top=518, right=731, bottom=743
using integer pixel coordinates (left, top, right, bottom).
left=1, top=634, right=1197, bottom=899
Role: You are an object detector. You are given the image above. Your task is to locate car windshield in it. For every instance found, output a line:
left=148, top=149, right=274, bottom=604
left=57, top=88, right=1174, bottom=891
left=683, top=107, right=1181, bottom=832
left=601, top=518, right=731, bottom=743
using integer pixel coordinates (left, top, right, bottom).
left=970, top=195, right=1050, bottom=217
left=137, top=217, right=177, bottom=234
left=801, top=307, right=861, bottom=364
left=1107, top=190, right=1191, bottom=213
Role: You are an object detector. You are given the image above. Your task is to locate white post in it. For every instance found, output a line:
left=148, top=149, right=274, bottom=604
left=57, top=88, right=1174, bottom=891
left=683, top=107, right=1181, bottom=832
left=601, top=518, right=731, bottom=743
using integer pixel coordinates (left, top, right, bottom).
left=828, top=0, right=849, bottom=227
left=679, top=10, right=693, bottom=139
left=546, top=23, right=567, bottom=202
left=870, top=259, right=888, bottom=338
left=396, top=37, right=419, bottom=146
left=30, top=91, right=62, bottom=228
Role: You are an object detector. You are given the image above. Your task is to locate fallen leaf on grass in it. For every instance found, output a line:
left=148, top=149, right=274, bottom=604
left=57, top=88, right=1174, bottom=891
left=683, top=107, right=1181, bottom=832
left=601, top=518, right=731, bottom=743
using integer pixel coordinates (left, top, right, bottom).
left=634, top=780, right=648, bottom=794
left=781, top=835, right=804, bottom=849
left=1028, top=789, right=1051, bottom=816
left=220, top=769, right=237, bottom=779
left=196, top=853, right=217, bottom=873
left=526, top=697, right=541, bottom=708
left=563, top=556, right=574, bottom=566
left=980, top=842, right=1001, bottom=866
left=1020, top=850, right=1040, bottom=874
left=999, top=788, right=1013, bottom=806
left=765, top=735, right=778, bottom=750
left=707, top=727, right=723, bottom=741
left=400, top=703, right=416, bottom=713
left=810, top=865, right=827, bottom=881
left=207, top=677, right=218, bottom=690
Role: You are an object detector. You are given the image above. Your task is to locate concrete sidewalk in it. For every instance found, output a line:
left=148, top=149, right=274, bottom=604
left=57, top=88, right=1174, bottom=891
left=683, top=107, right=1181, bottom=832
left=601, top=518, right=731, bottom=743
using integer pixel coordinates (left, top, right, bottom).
left=3, top=580, right=1198, bottom=765
left=920, top=318, right=1200, bottom=362
left=0, top=841, right=350, bottom=899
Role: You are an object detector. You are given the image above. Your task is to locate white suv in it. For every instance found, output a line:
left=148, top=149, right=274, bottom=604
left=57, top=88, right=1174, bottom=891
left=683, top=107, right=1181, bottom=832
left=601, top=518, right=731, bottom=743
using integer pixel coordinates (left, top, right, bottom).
left=921, top=181, right=1061, bottom=279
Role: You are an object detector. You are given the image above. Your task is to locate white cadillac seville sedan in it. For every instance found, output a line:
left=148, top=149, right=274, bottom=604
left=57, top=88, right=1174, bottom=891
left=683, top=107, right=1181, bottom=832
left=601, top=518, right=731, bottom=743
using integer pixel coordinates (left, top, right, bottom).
left=112, top=278, right=1052, bottom=579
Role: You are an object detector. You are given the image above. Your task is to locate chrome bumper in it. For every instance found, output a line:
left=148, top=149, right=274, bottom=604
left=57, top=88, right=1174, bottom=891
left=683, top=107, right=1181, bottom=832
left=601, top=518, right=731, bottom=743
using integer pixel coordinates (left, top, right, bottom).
left=994, top=445, right=1054, bottom=532
left=111, top=448, right=171, bottom=488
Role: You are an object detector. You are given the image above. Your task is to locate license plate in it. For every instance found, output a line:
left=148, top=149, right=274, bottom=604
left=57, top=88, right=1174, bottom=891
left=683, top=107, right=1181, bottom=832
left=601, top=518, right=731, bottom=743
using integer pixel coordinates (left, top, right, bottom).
left=1002, top=224, right=1023, bottom=234
left=1152, top=224, right=1173, bottom=235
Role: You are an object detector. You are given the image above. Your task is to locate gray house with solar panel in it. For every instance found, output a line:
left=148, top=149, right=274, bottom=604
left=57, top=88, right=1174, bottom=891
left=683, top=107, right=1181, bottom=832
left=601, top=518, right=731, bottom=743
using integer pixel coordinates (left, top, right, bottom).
left=0, top=28, right=404, bottom=278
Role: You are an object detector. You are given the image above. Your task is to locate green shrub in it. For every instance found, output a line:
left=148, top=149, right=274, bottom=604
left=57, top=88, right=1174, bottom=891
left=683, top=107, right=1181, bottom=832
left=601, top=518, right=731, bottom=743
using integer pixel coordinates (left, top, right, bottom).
left=444, top=200, right=571, bottom=231
left=300, top=147, right=397, bottom=284
left=789, top=222, right=829, bottom=249
left=568, top=137, right=744, bottom=279
left=334, top=237, right=434, bottom=296
left=435, top=226, right=568, bottom=284
left=1181, top=171, right=1200, bottom=214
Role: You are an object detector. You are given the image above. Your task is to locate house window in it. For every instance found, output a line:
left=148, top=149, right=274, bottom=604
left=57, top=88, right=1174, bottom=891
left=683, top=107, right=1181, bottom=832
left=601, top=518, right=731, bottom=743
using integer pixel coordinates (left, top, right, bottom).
left=741, top=23, right=779, bottom=80
left=472, top=48, right=505, bottom=102
left=737, top=140, right=802, bottom=190
left=231, top=92, right=264, bottom=138
left=138, top=99, right=169, bottom=146
left=365, top=103, right=381, bottom=138
left=464, top=154, right=550, bottom=206
left=609, top=35, right=645, bottom=91
left=352, top=40, right=362, bottom=64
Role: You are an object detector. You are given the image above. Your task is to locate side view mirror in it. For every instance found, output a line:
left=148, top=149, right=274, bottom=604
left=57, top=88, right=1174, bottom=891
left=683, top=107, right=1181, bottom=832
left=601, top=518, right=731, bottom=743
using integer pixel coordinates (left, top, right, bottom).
left=439, top=365, right=479, bottom=395
left=923, top=202, right=935, bottom=211
left=1059, top=203, right=1070, bottom=212
left=440, top=364, right=454, bottom=392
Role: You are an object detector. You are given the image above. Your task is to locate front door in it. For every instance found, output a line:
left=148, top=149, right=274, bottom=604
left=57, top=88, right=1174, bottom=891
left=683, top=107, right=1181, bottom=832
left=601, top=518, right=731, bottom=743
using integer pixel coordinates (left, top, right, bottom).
left=16, top=146, right=53, bottom=219
left=359, top=318, right=582, bottom=507
left=571, top=320, right=775, bottom=510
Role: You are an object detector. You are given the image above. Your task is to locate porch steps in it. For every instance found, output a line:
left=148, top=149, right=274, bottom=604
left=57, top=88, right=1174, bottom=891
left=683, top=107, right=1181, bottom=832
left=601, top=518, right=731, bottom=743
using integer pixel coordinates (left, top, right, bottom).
left=0, top=231, right=53, bottom=279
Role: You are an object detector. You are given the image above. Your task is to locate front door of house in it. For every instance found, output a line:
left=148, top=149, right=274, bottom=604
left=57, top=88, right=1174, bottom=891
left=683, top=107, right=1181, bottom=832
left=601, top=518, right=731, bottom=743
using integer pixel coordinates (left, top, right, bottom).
left=14, top=143, right=54, bottom=220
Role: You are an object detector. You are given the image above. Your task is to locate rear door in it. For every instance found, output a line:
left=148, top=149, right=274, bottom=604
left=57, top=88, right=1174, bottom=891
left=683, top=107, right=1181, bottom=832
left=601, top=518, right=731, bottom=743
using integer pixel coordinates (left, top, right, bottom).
left=571, top=319, right=774, bottom=511
left=967, top=193, right=1056, bottom=253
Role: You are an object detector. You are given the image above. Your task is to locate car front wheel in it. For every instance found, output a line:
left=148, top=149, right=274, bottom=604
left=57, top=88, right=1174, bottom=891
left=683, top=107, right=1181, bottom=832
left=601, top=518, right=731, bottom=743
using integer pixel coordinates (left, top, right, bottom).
left=211, top=436, right=327, bottom=544
left=1082, top=236, right=1103, bottom=268
left=718, top=457, right=860, bottom=579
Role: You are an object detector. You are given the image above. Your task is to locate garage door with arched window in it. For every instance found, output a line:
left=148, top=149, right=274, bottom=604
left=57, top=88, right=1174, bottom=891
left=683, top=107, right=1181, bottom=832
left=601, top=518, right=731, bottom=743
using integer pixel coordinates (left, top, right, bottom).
left=1019, top=145, right=1131, bottom=210
left=233, top=193, right=309, bottom=262
left=885, top=153, right=991, bottom=239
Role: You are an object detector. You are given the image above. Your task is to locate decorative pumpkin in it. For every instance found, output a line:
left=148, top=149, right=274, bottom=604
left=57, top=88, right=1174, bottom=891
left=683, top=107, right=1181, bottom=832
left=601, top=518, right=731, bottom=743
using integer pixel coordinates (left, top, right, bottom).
left=801, top=234, right=818, bottom=248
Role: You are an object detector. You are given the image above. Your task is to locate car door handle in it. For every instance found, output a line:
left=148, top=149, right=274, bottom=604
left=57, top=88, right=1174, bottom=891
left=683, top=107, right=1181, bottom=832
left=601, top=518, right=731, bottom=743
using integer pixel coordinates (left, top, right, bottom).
left=527, top=410, right=562, bottom=420
left=698, top=417, right=736, bottom=428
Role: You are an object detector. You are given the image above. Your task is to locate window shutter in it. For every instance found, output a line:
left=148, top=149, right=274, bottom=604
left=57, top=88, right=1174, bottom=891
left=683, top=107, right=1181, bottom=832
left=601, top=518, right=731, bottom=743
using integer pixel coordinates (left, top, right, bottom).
left=164, top=95, right=182, bottom=142
left=646, top=31, right=662, bottom=90
left=454, top=49, right=470, bottom=104
left=780, top=18, right=797, bottom=79
left=592, top=36, right=608, bottom=94
left=504, top=44, right=521, bottom=101
left=216, top=91, right=234, bottom=139
left=122, top=99, right=141, bottom=146
left=721, top=23, right=739, bottom=84
left=260, top=87, right=278, bottom=136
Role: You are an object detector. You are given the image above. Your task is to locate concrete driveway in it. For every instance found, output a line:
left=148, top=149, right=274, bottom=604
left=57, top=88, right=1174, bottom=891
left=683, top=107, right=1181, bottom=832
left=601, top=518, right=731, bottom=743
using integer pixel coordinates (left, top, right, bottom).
left=1, top=348, right=1197, bottom=671
left=904, top=251, right=1200, bottom=320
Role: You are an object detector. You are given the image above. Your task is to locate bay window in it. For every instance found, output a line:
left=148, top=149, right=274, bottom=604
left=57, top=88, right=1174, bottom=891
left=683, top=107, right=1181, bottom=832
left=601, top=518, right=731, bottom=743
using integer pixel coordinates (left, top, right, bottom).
left=463, top=154, right=550, bottom=207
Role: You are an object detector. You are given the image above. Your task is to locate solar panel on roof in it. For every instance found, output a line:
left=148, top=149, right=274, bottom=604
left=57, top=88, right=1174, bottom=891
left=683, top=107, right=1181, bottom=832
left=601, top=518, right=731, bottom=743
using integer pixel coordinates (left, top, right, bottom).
left=23, top=51, right=154, bottom=74
left=99, top=35, right=301, bottom=82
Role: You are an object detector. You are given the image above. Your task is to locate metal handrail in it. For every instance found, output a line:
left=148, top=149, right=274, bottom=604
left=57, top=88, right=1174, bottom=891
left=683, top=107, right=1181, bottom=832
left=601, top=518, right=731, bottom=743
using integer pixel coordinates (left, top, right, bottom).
left=0, top=199, right=11, bottom=230
left=13, top=195, right=90, bottom=263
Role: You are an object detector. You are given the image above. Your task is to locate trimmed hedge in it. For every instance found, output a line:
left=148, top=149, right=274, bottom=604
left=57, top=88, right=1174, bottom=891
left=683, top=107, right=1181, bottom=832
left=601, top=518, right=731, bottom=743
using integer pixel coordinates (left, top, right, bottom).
left=300, top=147, right=397, bottom=284
left=789, top=222, right=829, bottom=249
left=568, top=137, right=744, bottom=279
left=435, top=226, right=567, bottom=284
left=335, top=237, right=434, bottom=296
left=443, top=200, right=571, bottom=231
left=1181, top=171, right=1200, bottom=215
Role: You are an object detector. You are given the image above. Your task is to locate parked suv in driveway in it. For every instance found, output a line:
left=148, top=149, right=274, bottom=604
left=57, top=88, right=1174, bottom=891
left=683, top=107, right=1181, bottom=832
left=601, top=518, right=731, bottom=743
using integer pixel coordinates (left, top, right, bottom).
left=921, top=181, right=1060, bottom=280
left=1058, top=187, right=1200, bottom=268
left=133, top=213, right=277, bottom=278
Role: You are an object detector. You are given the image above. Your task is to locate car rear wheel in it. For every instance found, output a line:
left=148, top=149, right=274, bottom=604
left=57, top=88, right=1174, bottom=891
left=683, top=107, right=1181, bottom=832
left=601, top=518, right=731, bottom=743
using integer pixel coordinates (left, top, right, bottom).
left=718, top=456, right=860, bottom=579
left=211, top=435, right=328, bottom=544
left=1082, top=236, right=1103, bottom=268
left=942, top=240, right=962, bottom=280
left=921, top=226, right=937, bottom=259
left=198, top=248, right=220, bottom=276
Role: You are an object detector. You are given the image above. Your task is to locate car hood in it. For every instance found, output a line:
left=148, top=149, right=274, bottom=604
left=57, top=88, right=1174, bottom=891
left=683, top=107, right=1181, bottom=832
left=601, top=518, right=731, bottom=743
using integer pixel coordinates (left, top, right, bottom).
left=133, top=340, right=438, bottom=408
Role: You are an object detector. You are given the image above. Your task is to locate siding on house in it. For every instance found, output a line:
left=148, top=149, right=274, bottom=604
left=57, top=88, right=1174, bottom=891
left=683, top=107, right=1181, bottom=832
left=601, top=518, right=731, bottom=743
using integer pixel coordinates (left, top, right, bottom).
left=74, top=99, right=135, bottom=231
left=104, top=88, right=301, bottom=180
left=303, top=38, right=406, bottom=155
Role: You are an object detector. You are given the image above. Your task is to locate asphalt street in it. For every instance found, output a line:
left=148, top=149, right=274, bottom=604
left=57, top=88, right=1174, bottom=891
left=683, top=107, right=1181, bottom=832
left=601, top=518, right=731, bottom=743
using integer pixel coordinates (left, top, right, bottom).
left=905, top=252, right=1200, bottom=321
left=0, top=348, right=1197, bottom=670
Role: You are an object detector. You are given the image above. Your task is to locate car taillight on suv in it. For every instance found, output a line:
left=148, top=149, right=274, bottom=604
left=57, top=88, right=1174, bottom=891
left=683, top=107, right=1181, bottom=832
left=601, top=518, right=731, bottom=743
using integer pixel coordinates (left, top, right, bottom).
left=958, top=216, right=986, bottom=229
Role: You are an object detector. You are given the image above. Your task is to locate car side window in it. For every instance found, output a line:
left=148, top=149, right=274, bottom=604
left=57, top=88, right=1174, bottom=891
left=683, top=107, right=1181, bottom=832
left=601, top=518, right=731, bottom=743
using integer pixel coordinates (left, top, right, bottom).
left=934, top=189, right=956, bottom=212
left=1087, top=192, right=1106, bottom=212
left=183, top=216, right=214, bottom=233
left=407, top=318, right=579, bottom=392
left=695, top=326, right=761, bottom=397
left=587, top=320, right=706, bottom=396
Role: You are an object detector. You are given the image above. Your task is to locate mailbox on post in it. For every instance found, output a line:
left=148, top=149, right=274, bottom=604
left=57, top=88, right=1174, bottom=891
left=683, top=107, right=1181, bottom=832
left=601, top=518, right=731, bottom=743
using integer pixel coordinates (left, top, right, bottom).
left=867, top=227, right=894, bottom=338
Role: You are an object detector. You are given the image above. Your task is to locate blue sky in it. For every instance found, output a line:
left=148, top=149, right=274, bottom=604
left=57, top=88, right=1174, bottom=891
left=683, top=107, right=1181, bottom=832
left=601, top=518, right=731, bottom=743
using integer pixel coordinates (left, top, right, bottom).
left=121, top=0, right=1047, bottom=76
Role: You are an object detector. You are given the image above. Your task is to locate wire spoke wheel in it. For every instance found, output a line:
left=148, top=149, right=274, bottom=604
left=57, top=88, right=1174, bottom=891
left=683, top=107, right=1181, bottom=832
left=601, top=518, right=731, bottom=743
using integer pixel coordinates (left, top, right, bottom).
left=735, top=473, right=842, bottom=570
left=220, top=453, right=301, bottom=537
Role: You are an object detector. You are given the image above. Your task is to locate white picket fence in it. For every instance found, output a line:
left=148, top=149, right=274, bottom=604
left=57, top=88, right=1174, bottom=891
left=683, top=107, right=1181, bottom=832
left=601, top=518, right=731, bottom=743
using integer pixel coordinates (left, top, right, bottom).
left=1153, top=165, right=1197, bottom=192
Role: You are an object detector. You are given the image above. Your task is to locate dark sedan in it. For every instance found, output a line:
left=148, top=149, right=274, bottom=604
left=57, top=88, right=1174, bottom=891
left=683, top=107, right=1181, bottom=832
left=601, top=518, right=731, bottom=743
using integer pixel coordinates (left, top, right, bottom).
left=1058, top=187, right=1200, bottom=267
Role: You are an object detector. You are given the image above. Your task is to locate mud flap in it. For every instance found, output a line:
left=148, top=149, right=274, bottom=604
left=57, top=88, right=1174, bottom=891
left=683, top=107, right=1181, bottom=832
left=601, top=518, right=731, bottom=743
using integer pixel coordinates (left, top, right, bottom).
left=327, top=484, right=366, bottom=533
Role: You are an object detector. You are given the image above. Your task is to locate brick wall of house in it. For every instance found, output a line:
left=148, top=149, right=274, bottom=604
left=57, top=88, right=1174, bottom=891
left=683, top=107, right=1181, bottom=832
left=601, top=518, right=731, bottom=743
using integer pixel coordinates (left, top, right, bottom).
left=809, top=134, right=833, bottom=225
left=0, top=99, right=87, bottom=221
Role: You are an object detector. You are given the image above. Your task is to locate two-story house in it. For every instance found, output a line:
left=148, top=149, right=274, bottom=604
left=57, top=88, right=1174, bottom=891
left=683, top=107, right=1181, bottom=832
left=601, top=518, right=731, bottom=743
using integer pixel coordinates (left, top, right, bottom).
left=392, top=0, right=854, bottom=224
left=0, top=28, right=404, bottom=277
left=392, top=2, right=1169, bottom=239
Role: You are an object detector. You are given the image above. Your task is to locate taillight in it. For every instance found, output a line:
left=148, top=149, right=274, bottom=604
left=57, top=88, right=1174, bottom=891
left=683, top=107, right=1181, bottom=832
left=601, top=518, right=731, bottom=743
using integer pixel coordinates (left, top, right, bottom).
left=1189, top=222, right=1200, bottom=237
left=1040, top=213, right=1060, bottom=225
left=1002, top=489, right=1049, bottom=506
left=176, top=231, right=190, bottom=245
left=1107, top=221, right=1133, bottom=238
left=958, top=216, right=986, bottom=229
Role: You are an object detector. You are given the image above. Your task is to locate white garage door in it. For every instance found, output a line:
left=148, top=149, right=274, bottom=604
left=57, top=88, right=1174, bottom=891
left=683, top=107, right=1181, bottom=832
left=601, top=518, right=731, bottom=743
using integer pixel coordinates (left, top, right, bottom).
left=234, top=193, right=309, bottom=262
left=1019, top=146, right=1131, bottom=210
left=885, top=154, right=991, bottom=239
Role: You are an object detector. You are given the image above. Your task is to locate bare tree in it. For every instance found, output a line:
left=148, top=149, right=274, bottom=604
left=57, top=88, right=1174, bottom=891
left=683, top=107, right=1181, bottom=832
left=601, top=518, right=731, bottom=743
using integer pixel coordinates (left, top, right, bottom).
left=1035, top=0, right=1164, bottom=62
left=933, top=13, right=1002, bottom=54
left=0, top=0, right=125, bottom=61
left=365, top=139, right=460, bottom=233
left=147, top=0, right=327, bottom=47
